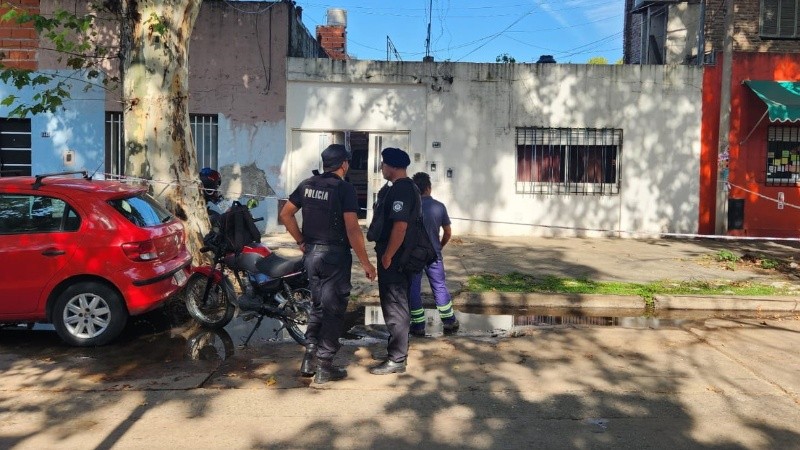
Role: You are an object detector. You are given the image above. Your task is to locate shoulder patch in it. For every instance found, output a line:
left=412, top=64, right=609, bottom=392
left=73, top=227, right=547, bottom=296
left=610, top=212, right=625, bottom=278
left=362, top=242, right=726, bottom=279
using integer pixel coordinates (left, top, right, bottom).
left=392, top=201, right=404, bottom=212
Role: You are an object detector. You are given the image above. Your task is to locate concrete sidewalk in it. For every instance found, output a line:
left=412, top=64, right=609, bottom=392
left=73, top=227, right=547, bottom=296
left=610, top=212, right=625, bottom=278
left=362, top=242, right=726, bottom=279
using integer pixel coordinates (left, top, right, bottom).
left=264, top=233, right=800, bottom=311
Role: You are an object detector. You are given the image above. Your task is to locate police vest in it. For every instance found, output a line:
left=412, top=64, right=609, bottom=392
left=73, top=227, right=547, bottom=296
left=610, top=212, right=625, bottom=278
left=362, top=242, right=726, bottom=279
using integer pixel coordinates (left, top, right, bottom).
left=300, top=173, right=347, bottom=246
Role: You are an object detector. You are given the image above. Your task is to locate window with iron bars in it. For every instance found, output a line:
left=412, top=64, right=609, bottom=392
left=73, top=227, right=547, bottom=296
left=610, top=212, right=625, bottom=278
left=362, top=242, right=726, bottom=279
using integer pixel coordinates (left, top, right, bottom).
left=0, top=118, right=32, bottom=177
left=765, top=126, right=800, bottom=186
left=105, top=112, right=219, bottom=177
left=516, top=127, right=622, bottom=195
left=760, top=0, right=800, bottom=39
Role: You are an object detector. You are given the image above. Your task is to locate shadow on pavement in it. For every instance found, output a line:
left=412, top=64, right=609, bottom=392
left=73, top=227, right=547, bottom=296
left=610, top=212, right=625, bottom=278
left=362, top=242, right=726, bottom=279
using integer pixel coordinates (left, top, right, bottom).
left=2, top=300, right=800, bottom=448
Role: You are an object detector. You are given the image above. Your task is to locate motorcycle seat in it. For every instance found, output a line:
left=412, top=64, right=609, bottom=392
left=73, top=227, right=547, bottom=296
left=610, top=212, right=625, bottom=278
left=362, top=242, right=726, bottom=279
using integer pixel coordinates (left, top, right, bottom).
left=256, top=253, right=304, bottom=278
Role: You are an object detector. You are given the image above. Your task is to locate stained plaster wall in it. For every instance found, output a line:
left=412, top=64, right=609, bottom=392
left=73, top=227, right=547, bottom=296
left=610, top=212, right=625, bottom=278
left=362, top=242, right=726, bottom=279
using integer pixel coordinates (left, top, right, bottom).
left=33, top=1, right=321, bottom=232
left=287, top=58, right=703, bottom=237
left=188, top=2, right=298, bottom=232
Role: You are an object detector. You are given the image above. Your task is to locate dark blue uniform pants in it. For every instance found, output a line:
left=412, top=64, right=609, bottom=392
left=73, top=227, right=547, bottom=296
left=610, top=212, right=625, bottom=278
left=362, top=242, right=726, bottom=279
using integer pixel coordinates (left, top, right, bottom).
left=378, top=281, right=411, bottom=363
left=376, top=244, right=412, bottom=363
left=304, top=247, right=352, bottom=361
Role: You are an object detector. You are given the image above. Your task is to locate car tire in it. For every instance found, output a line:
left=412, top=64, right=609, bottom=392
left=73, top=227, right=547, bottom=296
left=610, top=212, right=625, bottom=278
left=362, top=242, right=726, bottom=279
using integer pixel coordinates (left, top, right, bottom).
left=52, top=282, right=128, bottom=347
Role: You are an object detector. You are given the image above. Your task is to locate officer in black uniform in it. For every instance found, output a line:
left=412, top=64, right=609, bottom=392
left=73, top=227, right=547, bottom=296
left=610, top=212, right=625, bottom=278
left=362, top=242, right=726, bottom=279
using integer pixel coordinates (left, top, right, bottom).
left=280, top=144, right=377, bottom=384
left=368, top=147, right=418, bottom=375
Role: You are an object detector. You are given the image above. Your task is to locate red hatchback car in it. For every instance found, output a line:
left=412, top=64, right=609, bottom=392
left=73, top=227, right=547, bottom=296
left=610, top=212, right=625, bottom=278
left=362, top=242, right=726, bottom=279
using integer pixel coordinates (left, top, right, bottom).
left=0, top=171, right=192, bottom=346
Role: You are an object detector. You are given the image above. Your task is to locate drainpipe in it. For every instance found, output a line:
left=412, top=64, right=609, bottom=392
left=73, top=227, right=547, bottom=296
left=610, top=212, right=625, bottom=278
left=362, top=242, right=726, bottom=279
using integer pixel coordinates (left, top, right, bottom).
left=697, top=0, right=706, bottom=65
left=715, top=0, right=734, bottom=234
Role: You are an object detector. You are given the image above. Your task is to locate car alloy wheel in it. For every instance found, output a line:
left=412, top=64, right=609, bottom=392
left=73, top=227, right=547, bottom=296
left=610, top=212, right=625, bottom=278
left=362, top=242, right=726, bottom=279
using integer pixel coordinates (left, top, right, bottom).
left=52, top=282, right=128, bottom=346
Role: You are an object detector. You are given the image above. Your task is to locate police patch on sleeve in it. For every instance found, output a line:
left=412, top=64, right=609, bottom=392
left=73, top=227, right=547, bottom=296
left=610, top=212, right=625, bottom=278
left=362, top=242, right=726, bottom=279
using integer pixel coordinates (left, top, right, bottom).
left=392, top=201, right=404, bottom=212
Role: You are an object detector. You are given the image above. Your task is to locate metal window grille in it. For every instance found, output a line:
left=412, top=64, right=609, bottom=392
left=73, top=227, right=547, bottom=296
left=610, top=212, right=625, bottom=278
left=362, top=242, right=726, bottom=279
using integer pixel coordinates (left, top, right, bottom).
left=760, top=0, right=800, bottom=38
left=105, top=112, right=125, bottom=178
left=765, top=126, right=800, bottom=186
left=515, top=127, right=622, bottom=195
left=104, top=113, right=219, bottom=177
left=191, top=114, right=219, bottom=170
left=0, top=118, right=32, bottom=177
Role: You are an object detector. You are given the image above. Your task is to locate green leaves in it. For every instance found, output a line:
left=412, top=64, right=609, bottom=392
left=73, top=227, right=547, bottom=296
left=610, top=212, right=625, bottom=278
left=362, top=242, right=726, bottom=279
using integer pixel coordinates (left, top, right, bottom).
left=0, top=7, right=111, bottom=117
left=0, top=67, right=49, bottom=90
left=0, top=95, right=17, bottom=107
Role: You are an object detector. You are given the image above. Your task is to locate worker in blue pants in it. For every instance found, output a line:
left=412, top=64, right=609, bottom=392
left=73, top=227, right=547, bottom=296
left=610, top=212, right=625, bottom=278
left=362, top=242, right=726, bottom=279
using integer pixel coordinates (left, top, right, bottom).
left=408, top=172, right=459, bottom=336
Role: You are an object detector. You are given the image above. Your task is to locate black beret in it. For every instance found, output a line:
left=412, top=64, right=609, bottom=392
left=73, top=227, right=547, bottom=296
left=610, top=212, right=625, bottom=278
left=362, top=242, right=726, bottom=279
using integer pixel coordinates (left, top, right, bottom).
left=321, top=144, right=351, bottom=170
left=381, top=147, right=410, bottom=168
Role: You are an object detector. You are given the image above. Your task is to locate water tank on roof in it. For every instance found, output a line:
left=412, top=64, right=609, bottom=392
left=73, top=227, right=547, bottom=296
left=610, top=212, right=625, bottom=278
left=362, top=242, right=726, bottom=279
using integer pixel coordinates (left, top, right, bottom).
left=327, top=8, right=347, bottom=27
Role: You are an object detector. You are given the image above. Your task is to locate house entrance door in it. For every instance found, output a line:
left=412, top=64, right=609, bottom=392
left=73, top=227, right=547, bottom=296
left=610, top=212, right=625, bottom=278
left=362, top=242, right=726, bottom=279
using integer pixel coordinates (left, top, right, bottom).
left=367, top=132, right=409, bottom=223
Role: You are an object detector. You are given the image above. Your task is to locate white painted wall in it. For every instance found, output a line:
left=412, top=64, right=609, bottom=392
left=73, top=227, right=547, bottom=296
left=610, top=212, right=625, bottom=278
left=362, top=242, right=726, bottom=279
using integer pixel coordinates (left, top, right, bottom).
left=286, top=59, right=703, bottom=238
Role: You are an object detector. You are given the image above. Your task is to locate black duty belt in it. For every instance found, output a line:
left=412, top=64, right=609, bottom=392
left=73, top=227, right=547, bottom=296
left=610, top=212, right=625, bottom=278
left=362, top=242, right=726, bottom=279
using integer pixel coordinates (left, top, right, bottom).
left=306, top=243, right=348, bottom=252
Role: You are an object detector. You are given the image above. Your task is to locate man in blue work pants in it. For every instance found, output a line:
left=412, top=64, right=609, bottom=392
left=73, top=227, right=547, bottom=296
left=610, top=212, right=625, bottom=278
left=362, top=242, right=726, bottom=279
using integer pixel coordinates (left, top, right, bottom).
left=408, top=172, right=459, bottom=336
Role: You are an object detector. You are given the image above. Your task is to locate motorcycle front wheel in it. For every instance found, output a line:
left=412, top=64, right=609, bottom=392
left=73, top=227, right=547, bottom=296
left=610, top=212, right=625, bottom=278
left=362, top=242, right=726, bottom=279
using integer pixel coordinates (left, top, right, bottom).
left=282, top=287, right=312, bottom=345
left=184, top=273, right=235, bottom=329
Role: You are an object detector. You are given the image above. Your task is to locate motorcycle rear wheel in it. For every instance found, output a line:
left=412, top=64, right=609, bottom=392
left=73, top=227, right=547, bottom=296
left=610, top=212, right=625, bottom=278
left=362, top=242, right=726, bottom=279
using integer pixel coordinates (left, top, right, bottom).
left=184, top=273, right=235, bottom=329
left=282, top=287, right=312, bottom=345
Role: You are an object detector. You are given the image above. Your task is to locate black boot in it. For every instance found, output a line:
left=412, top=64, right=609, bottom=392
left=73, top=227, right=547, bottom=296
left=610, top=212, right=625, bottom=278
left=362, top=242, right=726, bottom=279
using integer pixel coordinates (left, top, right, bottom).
left=300, top=344, right=316, bottom=377
left=369, top=359, right=406, bottom=375
left=313, top=358, right=347, bottom=384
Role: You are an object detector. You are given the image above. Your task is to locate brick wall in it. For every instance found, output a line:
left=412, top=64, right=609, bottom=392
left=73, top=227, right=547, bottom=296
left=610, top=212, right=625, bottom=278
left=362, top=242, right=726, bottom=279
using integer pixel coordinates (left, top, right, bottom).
left=0, top=0, right=39, bottom=70
left=626, top=0, right=800, bottom=63
left=623, top=0, right=643, bottom=64
left=705, top=0, right=800, bottom=53
left=316, top=25, right=346, bottom=60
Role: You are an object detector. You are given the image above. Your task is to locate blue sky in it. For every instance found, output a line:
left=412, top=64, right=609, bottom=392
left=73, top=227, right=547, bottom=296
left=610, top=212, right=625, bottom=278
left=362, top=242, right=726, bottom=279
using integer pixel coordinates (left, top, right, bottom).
left=297, top=1, right=625, bottom=64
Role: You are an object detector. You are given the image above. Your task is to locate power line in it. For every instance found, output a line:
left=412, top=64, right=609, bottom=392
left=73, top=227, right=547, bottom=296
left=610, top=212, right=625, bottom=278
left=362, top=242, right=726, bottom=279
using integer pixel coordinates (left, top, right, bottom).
left=454, top=7, right=537, bottom=61
left=302, top=1, right=624, bottom=62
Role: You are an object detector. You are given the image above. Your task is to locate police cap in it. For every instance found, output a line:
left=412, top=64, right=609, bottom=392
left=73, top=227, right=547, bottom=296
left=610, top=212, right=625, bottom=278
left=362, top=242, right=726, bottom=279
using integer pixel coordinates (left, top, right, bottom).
left=381, top=147, right=410, bottom=168
left=321, top=144, right=351, bottom=171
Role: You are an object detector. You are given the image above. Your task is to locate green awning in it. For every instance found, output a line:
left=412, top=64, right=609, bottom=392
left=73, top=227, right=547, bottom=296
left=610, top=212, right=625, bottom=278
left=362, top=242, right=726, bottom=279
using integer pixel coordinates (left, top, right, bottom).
left=744, top=80, right=800, bottom=123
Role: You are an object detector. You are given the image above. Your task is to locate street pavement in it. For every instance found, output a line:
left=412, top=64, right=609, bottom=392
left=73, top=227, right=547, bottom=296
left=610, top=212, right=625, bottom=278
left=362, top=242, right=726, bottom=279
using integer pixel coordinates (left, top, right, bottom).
left=1, top=235, right=799, bottom=449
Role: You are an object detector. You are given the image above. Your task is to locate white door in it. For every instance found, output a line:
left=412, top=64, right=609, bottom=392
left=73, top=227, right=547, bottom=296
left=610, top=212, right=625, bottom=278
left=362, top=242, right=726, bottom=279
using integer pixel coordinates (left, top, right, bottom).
left=289, top=130, right=331, bottom=190
left=366, top=132, right=409, bottom=223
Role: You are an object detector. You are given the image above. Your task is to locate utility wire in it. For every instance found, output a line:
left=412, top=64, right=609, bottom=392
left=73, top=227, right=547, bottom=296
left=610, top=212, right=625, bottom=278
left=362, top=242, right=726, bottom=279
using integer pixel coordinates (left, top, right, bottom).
left=454, top=8, right=536, bottom=61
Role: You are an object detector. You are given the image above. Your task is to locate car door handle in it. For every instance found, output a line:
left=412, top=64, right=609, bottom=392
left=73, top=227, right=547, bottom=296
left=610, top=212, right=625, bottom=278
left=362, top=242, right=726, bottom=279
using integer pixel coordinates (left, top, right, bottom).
left=41, top=249, right=66, bottom=256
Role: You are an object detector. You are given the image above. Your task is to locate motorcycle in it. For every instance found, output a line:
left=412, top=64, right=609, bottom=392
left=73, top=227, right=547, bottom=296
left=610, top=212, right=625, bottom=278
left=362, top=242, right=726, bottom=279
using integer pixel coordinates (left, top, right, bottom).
left=184, top=219, right=312, bottom=346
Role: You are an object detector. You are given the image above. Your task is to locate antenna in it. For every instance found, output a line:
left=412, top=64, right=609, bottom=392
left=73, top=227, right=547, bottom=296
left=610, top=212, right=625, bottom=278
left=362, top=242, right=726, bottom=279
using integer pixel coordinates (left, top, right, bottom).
left=89, top=160, right=104, bottom=180
left=386, top=36, right=402, bottom=62
left=424, top=0, right=433, bottom=61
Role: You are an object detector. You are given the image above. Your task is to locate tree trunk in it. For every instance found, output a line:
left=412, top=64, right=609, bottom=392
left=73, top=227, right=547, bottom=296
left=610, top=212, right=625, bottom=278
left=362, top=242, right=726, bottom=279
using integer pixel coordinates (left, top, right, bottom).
left=119, top=0, right=208, bottom=260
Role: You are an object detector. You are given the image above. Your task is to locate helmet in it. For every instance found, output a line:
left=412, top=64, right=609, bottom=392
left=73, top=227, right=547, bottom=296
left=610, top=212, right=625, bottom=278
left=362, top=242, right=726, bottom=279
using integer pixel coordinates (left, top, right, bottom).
left=199, top=167, right=222, bottom=202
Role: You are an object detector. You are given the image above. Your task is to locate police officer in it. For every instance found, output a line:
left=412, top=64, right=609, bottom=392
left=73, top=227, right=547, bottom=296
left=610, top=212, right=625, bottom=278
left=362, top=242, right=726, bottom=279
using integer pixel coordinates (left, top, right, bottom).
left=368, top=147, right=418, bottom=375
left=280, top=144, right=377, bottom=384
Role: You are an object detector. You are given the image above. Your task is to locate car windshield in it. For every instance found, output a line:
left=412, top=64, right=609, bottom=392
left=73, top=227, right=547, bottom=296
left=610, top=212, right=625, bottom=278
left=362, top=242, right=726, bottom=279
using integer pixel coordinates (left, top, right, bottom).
left=109, top=194, right=173, bottom=227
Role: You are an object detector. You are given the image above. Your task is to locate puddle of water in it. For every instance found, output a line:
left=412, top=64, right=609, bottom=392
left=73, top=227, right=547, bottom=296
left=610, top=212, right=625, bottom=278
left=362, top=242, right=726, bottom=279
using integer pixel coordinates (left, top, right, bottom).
left=344, top=305, right=799, bottom=341
left=2, top=305, right=796, bottom=366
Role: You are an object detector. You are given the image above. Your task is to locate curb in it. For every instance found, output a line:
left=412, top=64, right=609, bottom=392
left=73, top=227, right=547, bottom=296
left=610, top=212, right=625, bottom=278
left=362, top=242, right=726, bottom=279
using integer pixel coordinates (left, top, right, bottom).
left=456, top=292, right=643, bottom=308
left=654, top=295, right=800, bottom=312
left=453, top=292, right=800, bottom=312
